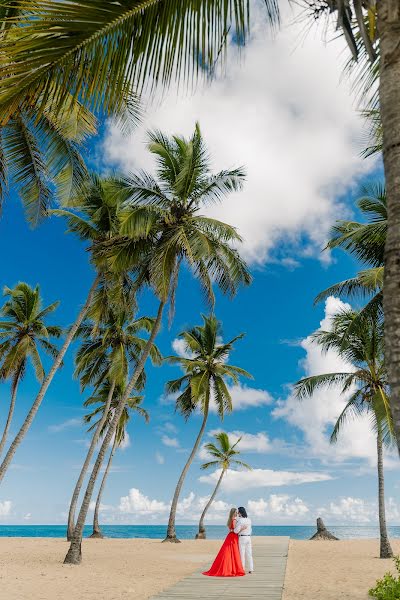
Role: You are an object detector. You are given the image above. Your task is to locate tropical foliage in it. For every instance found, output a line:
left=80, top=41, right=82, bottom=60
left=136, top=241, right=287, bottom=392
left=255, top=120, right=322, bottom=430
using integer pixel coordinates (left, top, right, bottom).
left=196, top=432, right=250, bottom=539
left=163, top=314, right=251, bottom=542
left=295, top=307, right=394, bottom=558
left=0, top=283, right=61, bottom=456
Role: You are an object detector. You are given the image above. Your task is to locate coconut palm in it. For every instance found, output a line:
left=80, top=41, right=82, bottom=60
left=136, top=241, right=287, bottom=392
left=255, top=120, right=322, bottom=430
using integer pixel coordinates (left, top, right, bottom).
left=83, top=382, right=149, bottom=539
left=0, top=283, right=61, bottom=456
left=66, top=309, right=161, bottom=540
left=295, top=307, right=394, bottom=559
left=163, top=314, right=251, bottom=543
left=0, top=175, right=130, bottom=487
left=64, top=124, right=251, bottom=564
left=196, top=432, right=250, bottom=539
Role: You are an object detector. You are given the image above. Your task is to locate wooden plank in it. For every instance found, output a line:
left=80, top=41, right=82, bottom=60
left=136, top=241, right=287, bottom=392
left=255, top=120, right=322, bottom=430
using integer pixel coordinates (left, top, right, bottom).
left=151, top=537, right=289, bottom=600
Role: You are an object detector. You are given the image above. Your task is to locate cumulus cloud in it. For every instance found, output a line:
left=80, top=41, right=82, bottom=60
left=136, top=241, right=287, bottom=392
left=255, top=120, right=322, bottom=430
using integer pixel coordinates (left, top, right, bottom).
left=201, top=429, right=284, bottom=457
left=161, top=435, right=180, bottom=448
left=199, top=467, right=332, bottom=492
left=119, top=488, right=168, bottom=515
left=273, top=296, right=398, bottom=468
left=249, top=494, right=309, bottom=519
left=102, top=8, right=372, bottom=266
left=172, top=338, right=193, bottom=359
left=0, top=500, right=12, bottom=517
left=211, top=384, right=272, bottom=412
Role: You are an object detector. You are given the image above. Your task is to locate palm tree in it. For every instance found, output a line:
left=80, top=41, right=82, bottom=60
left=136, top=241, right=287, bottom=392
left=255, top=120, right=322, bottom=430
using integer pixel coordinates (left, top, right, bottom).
left=83, top=383, right=149, bottom=539
left=0, top=175, right=129, bottom=487
left=0, top=283, right=61, bottom=456
left=163, top=314, right=251, bottom=543
left=316, top=183, right=386, bottom=328
left=196, top=431, right=250, bottom=539
left=66, top=309, right=161, bottom=540
left=295, top=307, right=394, bottom=559
left=64, top=124, right=251, bottom=564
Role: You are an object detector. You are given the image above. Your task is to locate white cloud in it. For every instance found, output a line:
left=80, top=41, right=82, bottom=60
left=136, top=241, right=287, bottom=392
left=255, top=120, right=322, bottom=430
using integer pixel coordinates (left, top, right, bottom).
left=212, top=384, right=272, bottom=412
left=102, top=8, right=373, bottom=267
left=89, top=501, right=114, bottom=512
left=0, top=500, right=11, bottom=517
left=199, top=467, right=332, bottom=492
left=23, top=513, right=31, bottom=521
left=273, top=297, right=398, bottom=468
left=319, top=496, right=376, bottom=524
left=248, top=494, right=309, bottom=519
left=119, top=488, right=168, bottom=515
left=164, top=422, right=178, bottom=434
left=155, top=452, right=165, bottom=465
left=161, top=435, right=180, bottom=448
left=203, top=429, right=279, bottom=456
left=48, top=418, right=81, bottom=433
left=172, top=338, right=193, bottom=359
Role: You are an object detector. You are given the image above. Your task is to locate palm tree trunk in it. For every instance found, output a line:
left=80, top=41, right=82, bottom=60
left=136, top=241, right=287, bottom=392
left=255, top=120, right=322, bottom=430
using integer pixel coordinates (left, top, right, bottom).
left=64, top=299, right=165, bottom=565
left=195, top=468, right=225, bottom=540
left=90, top=435, right=117, bottom=539
left=163, top=389, right=210, bottom=544
left=66, top=380, right=115, bottom=541
left=376, top=427, right=393, bottom=558
left=0, top=374, right=21, bottom=458
left=0, top=275, right=100, bottom=486
left=379, top=0, right=400, bottom=450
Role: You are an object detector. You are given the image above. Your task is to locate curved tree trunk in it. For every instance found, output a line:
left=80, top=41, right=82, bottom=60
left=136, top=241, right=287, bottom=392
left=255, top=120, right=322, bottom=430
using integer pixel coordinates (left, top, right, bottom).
left=163, top=389, right=210, bottom=544
left=0, top=374, right=21, bottom=458
left=196, top=468, right=225, bottom=540
left=377, top=427, right=393, bottom=558
left=0, top=275, right=100, bottom=486
left=66, top=380, right=115, bottom=541
left=64, top=299, right=165, bottom=565
left=90, top=435, right=117, bottom=539
left=379, top=0, right=400, bottom=450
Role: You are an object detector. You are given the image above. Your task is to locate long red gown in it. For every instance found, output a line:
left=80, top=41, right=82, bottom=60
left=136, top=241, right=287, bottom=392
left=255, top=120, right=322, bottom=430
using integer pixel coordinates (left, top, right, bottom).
left=202, top=520, right=245, bottom=577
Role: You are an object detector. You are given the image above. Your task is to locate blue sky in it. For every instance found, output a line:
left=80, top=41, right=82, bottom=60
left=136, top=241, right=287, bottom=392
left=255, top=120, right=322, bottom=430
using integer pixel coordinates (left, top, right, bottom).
left=0, top=13, right=398, bottom=528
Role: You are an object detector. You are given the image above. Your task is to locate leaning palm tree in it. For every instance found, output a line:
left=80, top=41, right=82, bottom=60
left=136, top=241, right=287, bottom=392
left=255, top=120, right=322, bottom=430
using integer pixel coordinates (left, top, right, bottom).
left=0, top=175, right=130, bottom=487
left=295, top=307, right=394, bottom=559
left=66, top=309, right=161, bottom=540
left=0, top=283, right=61, bottom=456
left=83, top=383, right=149, bottom=539
left=196, top=432, right=250, bottom=539
left=64, top=124, right=251, bottom=564
left=163, top=314, right=251, bottom=543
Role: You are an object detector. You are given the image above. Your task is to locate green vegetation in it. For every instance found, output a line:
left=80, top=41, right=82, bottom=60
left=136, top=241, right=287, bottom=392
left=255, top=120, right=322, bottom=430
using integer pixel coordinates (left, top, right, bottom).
left=369, top=557, right=400, bottom=599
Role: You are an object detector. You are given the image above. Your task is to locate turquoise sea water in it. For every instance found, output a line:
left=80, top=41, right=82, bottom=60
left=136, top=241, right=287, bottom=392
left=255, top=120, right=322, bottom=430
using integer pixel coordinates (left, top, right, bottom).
left=1, top=525, right=400, bottom=539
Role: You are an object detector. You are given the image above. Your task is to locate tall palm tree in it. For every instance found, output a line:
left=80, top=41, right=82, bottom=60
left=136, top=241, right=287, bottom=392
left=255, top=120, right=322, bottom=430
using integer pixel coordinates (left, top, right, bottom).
left=295, top=307, right=394, bottom=559
left=66, top=309, right=161, bottom=540
left=83, top=383, right=149, bottom=539
left=64, top=124, right=251, bottom=564
left=163, top=314, right=251, bottom=543
left=196, top=431, right=250, bottom=539
left=0, top=175, right=129, bottom=486
left=0, top=283, right=61, bottom=456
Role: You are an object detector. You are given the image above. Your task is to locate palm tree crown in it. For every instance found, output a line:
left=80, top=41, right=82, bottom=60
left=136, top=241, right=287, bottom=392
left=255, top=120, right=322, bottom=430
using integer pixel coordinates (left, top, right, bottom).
left=103, top=123, right=252, bottom=305
left=201, top=432, right=250, bottom=472
left=166, top=314, right=251, bottom=419
left=0, top=282, right=61, bottom=384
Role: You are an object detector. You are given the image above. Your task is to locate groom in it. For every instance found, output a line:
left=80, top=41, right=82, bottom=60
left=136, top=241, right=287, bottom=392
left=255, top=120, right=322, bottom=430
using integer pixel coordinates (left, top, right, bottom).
left=234, top=506, right=254, bottom=574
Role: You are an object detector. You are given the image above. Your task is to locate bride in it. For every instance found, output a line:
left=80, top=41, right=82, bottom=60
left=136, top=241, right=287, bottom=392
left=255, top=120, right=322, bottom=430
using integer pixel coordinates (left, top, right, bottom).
left=202, top=508, right=245, bottom=577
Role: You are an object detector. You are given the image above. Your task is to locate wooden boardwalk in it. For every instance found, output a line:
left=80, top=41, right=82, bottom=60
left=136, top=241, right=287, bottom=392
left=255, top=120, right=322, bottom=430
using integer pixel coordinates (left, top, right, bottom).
left=151, top=537, right=289, bottom=600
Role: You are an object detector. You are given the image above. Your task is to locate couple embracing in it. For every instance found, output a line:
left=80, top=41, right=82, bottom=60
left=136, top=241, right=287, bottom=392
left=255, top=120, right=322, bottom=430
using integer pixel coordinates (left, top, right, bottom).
left=203, top=507, right=253, bottom=578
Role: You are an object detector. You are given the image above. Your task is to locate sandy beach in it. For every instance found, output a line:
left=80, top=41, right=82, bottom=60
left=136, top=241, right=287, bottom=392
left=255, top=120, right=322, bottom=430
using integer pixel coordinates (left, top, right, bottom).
left=0, top=537, right=398, bottom=599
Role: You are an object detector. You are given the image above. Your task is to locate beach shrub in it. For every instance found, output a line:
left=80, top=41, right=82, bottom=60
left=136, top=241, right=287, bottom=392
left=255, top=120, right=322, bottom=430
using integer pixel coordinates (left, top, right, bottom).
left=369, top=556, right=400, bottom=599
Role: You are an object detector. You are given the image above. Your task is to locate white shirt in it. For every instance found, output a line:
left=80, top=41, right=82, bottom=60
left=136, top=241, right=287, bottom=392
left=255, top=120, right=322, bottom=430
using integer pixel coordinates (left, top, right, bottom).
left=234, top=516, right=252, bottom=536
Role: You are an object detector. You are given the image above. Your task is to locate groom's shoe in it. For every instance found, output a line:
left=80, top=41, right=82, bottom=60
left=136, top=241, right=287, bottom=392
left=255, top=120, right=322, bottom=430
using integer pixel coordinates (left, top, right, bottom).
left=249, top=571, right=253, bottom=574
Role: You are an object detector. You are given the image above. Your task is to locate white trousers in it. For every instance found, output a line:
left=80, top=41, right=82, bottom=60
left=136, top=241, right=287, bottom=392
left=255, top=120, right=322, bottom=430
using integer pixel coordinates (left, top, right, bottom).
left=239, top=536, right=254, bottom=572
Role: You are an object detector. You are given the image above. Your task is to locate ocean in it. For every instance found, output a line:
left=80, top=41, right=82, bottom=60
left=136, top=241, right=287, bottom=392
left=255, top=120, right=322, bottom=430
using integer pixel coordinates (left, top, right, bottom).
left=0, top=524, right=399, bottom=539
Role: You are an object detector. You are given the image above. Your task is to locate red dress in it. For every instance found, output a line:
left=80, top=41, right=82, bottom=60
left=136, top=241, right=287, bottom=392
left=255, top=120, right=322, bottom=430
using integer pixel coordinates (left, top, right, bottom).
left=202, top=520, right=245, bottom=577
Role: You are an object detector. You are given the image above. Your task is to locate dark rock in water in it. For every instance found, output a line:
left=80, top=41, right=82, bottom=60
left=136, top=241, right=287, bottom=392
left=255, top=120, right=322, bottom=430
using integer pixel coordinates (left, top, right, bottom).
left=309, top=517, right=339, bottom=540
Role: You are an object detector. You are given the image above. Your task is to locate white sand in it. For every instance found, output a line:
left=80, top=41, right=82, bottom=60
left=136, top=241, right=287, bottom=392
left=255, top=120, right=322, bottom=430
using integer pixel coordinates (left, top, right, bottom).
left=0, top=537, right=398, bottom=599
left=283, top=539, right=400, bottom=600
